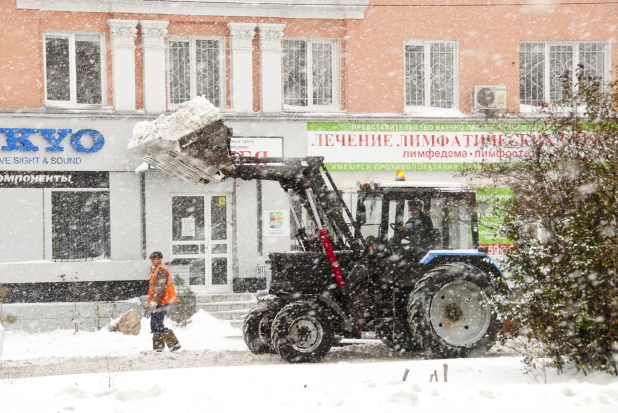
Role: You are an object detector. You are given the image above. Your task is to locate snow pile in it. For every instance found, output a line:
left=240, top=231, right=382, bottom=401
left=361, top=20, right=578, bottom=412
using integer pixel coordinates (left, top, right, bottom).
left=0, top=310, right=242, bottom=361
left=181, top=309, right=241, bottom=339
left=128, top=96, right=221, bottom=150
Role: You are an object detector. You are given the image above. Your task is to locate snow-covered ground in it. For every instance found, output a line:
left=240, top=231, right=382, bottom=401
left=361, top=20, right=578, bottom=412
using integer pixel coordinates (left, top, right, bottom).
left=0, top=310, right=617, bottom=413
left=1, top=310, right=245, bottom=361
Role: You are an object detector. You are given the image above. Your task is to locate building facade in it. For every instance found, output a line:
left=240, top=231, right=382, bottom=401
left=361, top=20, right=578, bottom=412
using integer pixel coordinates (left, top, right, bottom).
left=0, top=0, right=616, bottom=302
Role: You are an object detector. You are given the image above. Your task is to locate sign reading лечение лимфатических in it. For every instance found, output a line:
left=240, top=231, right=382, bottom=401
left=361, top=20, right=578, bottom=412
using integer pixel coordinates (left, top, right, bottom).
left=0, top=128, right=105, bottom=168
left=307, top=122, right=546, bottom=172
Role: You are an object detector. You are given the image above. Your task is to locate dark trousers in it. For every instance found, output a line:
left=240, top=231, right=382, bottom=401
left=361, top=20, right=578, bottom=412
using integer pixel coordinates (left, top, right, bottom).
left=150, top=304, right=169, bottom=333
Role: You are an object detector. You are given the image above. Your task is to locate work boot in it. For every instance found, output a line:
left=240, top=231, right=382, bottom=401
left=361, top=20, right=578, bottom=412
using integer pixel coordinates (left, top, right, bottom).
left=153, top=333, right=165, bottom=352
left=162, top=329, right=182, bottom=352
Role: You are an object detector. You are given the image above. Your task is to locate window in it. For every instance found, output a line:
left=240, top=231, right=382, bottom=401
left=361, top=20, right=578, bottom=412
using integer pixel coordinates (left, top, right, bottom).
left=405, top=41, right=457, bottom=109
left=359, top=194, right=382, bottom=240
left=44, top=33, right=104, bottom=106
left=382, top=195, right=473, bottom=250
left=283, top=39, right=339, bottom=109
left=168, top=37, right=225, bottom=107
left=519, top=41, right=608, bottom=106
left=51, top=191, right=110, bottom=261
left=288, top=193, right=319, bottom=251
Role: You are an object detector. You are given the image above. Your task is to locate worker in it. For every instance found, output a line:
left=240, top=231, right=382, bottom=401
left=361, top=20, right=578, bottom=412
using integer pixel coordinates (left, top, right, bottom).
left=397, top=199, right=435, bottom=260
left=147, top=251, right=182, bottom=352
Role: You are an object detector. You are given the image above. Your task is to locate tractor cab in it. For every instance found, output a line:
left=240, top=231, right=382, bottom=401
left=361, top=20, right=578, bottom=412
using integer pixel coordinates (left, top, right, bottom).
left=356, top=173, right=479, bottom=262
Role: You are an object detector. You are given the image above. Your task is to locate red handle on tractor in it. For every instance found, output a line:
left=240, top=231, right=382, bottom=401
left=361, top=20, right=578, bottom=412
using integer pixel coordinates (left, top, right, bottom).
left=318, top=228, right=345, bottom=288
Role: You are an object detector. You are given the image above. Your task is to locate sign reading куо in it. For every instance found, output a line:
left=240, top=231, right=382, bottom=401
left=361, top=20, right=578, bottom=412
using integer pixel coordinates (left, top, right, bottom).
left=0, top=128, right=106, bottom=168
left=1, top=128, right=105, bottom=153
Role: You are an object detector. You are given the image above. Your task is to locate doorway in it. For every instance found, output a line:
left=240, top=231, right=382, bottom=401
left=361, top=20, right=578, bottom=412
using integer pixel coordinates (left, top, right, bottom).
left=170, top=193, right=232, bottom=294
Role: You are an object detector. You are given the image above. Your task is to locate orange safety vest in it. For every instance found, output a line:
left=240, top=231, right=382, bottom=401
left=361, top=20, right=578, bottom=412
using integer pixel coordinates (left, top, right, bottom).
left=148, top=263, right=178, bottom=306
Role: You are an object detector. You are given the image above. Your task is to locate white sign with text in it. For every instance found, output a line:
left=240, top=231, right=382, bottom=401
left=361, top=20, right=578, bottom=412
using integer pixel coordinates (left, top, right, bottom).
left=230, top=137, right=283, bottom=159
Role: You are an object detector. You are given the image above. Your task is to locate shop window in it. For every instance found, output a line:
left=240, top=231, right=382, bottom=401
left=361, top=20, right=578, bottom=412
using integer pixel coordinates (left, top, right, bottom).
left=283, top=39, right=340, bottom=110
left=44, top=33, right=103, bottom=106
left=51, top=191, right=110, bottom=261
left=168, top=37, right=225, bottom=107
left=519, top=41, right=608, bottom=107
left=404, top=40, right=457, bottom=110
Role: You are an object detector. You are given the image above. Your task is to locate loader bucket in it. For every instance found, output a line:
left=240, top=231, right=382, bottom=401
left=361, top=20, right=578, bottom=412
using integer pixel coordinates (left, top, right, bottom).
left=130, top=120, right=235, bottom=184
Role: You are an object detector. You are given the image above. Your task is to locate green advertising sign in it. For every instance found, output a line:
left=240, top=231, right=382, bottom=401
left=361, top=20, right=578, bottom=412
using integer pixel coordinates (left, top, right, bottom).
left=475, top=187, right=513, bottom=245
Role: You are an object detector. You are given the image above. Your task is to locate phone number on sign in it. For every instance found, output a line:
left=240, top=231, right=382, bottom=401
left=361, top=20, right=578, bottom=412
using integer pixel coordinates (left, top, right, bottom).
left=480, top=244, right=512, bottom=256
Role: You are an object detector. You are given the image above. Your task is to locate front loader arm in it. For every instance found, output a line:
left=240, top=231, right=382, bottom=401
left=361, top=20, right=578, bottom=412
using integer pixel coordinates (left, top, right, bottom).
left=232, top=156, right=361, bottom=254
left=129, top=122, right=363, bottom=255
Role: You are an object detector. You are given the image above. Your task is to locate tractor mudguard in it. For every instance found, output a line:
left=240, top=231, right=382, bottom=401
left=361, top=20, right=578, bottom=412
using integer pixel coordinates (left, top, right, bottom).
left=420, top=250, right=502, bottom=274
left=419, top=253, right=509, bottom=293
left=255, top=293, right=284, bottom=313
left=317, top=294, right=352, bottom=334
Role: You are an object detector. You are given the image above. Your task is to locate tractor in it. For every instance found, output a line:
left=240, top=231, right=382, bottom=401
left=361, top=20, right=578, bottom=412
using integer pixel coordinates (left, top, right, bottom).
left=131, top=120, right=507, bottom=363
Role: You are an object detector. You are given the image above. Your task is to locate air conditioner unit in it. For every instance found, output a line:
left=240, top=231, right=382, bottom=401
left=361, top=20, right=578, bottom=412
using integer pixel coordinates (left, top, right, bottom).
left=471, top=86, right=506, bottom=110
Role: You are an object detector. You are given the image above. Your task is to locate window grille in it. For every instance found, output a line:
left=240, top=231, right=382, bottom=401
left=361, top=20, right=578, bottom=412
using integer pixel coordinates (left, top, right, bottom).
left=283, top=39, right=338, bottom=109
left=520, top=41, right=607, bottom=106
left=519, top=42, right=545, bottom=106
left=283, top=39, right=308, bottom=107
left=405, top=45, right=424, bottom=107
left=312, top=42, right=333, bottom=106
left=405, top=41, right=456, bottom=109
left=579, top=43, right=606, bottom=82
left=430, top=42, right=454, bottom=108
left=195, top=40, right=221, bottom=106
left=45, top=33, right=103, bottom=105
left=169, top=40, right=191, bottom=105
left=51, top=191, right=110, bottom=261
left=549, top=45, right=573, bottom=102
left=169, top=37, right=224, bottom=107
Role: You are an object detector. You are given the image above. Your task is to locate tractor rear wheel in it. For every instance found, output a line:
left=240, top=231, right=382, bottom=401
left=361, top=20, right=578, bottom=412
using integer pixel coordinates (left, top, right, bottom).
left=408, top=263, right=502, bottom=358
left=271, top=301, right=334, bottom=363
left=243, top=307, right=276, bottom=354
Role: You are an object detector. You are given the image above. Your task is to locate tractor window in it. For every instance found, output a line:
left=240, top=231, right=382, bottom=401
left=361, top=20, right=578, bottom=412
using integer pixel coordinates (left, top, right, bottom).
left=289, top=198, right=318, bottom=252
left=289, top=203, right=305, bottom=251
left=383, top=194, right=474, bottom=251
left=429, top=196, right=445, bottom=249
left=430, top=193, right=474, bottom=250
left=359, top=195, right=382, bottom=239
left=386, top=198, right=433, bottom=243
left=446, top=197, right=474, bottom=249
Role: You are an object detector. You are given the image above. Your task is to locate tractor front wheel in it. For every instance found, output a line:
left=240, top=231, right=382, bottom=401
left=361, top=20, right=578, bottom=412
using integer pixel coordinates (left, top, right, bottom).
left=271, top=301, right=335, bottom=363
left=243, top=307, right=276, bottom=354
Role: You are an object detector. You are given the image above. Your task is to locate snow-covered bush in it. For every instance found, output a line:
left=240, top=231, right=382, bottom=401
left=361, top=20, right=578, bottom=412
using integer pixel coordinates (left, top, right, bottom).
left=465, top=70, right=618, bottom=374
